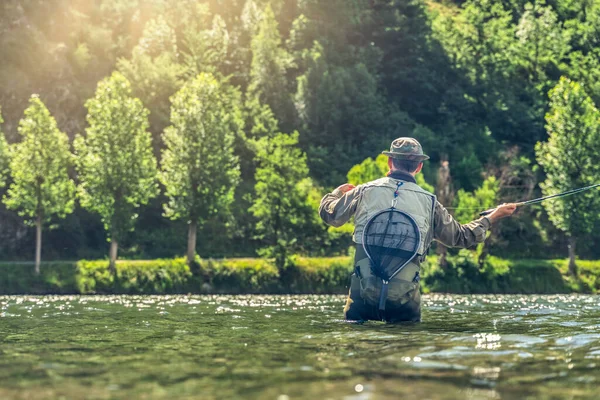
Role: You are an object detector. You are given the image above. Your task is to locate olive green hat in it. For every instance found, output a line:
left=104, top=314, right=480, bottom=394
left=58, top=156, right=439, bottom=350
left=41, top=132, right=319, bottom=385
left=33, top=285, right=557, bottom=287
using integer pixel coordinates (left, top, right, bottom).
left=382, top=137, right=429, bottom=161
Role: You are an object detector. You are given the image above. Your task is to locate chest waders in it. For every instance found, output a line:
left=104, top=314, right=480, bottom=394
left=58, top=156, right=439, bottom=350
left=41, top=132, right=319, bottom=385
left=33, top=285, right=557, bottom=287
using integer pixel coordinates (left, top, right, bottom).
left=361, top=182, right=421, bottom=318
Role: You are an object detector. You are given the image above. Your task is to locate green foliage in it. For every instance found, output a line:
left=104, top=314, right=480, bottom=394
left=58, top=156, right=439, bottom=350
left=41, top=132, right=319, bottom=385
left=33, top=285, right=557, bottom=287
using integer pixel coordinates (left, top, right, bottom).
left=515, top=1, right=571, bottom=83
left=248, top=5, right=293, bottom=129
left=77, top=258, right=193, bottom=294
left=346, top=154, right=434, bottom=193
left=453, top=176, right=499, bottom=224
left=4, top=0, right=600, bottom=263
left=250, top=132, right=320, bottom=268
left=423, top=250, right=574, bottom=294
left=75, top=72, right=158, bottom=241
left=295, top=42, right=413, bottom=185
left=0, top=262, right=80, bottom=295
left=198, top=257, right=280, bottom=293
left=0, top=256, right=355, bottom=295
left=287, top=256, right=354, bottom=293
left=118, top=16, right=185, bottom=136
left=347, top=154, right=388, bottom=186
left=160, top=73, right=241, bottom=225
left=3, top=96, right=75, bottom=224
left=181, top=15, right=230, bottom=78
left=536, top=77, right=600, bottom=237
left=5, top=254, right=600, bottom=295
left=373, top=0, right=459, bottom=130
left=432, top=0, right=544, bottom=151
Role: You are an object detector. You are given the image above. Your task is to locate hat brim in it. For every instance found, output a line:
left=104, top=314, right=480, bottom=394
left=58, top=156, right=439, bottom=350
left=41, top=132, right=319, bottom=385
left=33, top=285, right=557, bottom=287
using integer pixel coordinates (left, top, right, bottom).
left=382, top=151, right=429, bottom=161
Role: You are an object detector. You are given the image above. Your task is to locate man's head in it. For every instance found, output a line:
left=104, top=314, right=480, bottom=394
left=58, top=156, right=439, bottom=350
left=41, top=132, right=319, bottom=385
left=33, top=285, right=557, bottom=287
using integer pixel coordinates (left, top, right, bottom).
left=388, top=158, right=423, bottom=175
left=382, top=137, right=429, bottom=175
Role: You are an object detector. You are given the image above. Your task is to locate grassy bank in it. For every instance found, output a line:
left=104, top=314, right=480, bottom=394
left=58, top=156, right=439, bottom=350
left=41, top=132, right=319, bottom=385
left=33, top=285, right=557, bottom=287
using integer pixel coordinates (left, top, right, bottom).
left=0, top=257, right=354, bottom=295
left=421, top=251, right=600, bottom=294
left=1, top=251, right=600, bottom=295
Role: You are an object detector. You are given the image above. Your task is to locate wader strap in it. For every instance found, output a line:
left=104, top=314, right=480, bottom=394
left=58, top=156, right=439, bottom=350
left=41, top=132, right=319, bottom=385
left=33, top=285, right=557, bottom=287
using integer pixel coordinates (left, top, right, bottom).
left=378, top=280, right=389, bottom=313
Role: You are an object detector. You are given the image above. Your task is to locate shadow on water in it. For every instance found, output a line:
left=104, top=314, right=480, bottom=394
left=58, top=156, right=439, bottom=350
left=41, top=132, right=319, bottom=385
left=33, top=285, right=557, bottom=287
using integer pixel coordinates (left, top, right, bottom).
left=1, top=294, right=599, bottom=399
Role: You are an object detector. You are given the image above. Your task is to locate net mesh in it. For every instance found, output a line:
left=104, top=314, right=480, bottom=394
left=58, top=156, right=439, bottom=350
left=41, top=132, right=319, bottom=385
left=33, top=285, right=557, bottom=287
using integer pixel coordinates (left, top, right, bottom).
left=362, top=209, right=421, bottom=282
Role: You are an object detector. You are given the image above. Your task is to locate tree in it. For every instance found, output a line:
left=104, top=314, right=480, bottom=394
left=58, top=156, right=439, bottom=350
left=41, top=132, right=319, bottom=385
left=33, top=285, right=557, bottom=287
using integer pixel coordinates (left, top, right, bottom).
left=0, top=109, right=8, bottom=189
left=3, top=96, right=75, bottom=274
left=161, top=73, right=242, bottom=265
left=536, top=77, right=600, bottom=275
left=247, top=5, right=294, bottom=130
left=295, top=42, right=423, bottom=186
left=515, top=1, right=570, bottom=83
left=370, top=0, right=457, bottom=126
left=118, top=16, right=185, bottom=145
left=250, top=132, right=316, bottom=269
left=181, top=15, right=230, bottom=79
left=75, top=72, right=158, bottom=273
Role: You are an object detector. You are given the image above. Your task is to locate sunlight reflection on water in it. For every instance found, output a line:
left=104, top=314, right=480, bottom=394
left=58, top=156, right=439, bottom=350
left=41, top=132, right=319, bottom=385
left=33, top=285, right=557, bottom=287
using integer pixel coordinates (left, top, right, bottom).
left=1, top=294, right=600, bottom=399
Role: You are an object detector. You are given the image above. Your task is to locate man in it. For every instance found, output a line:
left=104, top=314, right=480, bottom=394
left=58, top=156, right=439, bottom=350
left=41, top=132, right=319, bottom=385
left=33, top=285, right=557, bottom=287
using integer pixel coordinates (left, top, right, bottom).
left=319, top=138, right=516, bottom=322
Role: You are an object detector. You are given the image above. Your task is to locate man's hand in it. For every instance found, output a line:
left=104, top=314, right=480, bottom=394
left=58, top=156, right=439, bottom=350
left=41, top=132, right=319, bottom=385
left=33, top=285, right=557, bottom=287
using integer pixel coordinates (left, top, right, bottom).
left=335, top=183, right=356, bottom=194
left=488, top=203, right=518, bottom=223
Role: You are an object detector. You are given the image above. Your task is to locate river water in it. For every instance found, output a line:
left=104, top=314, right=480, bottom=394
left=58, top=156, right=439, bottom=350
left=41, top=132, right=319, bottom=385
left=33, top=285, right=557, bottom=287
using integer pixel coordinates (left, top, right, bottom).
left=1, top=294, right=600, bottom=399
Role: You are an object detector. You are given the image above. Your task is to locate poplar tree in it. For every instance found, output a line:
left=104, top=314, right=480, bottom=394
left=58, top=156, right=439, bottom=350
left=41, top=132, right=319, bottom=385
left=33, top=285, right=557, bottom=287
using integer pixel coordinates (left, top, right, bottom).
left=536, top=77, right=600, bottom=275
left=118, top=16, right=185, bottom=140
left=247, top=5, right=293, bottom=129
left=160, top=73, right=242, bottom=265
left=250, top=132, right=314, bottom=269
left=75, top=72, right=158, bottom=273
left=3, top=96, right=75, bottom=274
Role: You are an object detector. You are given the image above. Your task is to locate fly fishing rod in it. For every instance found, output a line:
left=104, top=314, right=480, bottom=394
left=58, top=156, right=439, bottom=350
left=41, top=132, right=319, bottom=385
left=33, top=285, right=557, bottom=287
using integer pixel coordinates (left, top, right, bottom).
left=479, top=183, right=600, bottom=216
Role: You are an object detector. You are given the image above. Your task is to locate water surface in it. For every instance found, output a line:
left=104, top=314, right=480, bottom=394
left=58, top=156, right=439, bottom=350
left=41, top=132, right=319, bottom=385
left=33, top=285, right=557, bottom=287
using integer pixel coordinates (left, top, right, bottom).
left=1, top=294, right=599, bottom=399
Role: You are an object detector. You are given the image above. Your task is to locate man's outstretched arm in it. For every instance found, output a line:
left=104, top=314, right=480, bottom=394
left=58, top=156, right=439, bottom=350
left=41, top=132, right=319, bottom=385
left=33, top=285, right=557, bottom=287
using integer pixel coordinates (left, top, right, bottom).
left=434, top=202, right=517, bottom=248
left=319, top=184, right=362, bottom=227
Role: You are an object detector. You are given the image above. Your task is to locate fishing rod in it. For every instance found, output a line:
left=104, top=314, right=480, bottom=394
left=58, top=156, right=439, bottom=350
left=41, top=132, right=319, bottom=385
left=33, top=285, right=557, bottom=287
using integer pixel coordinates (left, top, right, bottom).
left=479, top=183, right=600, bottom=216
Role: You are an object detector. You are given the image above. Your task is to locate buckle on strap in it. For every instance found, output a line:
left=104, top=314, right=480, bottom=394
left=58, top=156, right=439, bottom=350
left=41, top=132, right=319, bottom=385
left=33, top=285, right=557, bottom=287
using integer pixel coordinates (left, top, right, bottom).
left=413, top=272, right=421, bottom=283
left=391, top=181, right=404, bottom=208
left=354, top=264, right=363, bottom=279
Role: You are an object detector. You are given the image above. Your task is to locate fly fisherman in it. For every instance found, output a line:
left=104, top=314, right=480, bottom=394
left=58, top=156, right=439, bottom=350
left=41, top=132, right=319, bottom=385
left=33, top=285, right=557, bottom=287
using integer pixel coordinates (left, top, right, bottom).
left=319, top=138, right=517, bottom=322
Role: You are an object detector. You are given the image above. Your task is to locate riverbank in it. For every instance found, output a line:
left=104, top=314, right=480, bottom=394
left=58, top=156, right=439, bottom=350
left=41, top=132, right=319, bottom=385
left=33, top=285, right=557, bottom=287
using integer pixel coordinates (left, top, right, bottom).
left=1, top=251, right=599, bottom=295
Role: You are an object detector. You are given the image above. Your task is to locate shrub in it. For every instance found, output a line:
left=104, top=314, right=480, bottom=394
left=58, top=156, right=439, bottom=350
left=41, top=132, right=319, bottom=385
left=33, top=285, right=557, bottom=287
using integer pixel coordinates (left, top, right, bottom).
left=0, top=262, right=79, bottom=294
left=198, top=258, right=280, bottom=293
left=1, top=255, right=599, bottom=295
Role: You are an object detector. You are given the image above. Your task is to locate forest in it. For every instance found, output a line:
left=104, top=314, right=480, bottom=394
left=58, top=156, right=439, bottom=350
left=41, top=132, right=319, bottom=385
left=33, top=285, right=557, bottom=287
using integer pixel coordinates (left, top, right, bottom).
left=1, top=0, right=600, bottom=271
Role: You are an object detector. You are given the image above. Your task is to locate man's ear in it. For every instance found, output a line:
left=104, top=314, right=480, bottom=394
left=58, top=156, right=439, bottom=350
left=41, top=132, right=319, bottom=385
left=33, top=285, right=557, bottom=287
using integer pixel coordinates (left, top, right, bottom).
left=415, top=162, right=423, bottom=174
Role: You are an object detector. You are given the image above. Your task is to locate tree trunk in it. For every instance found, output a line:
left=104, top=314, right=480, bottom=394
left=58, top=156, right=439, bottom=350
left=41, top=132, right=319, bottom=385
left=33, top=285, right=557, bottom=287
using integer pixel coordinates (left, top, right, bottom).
left=35, top=215, right=42, bottom=275
left=568, top=236, right=577, bottom=276
left=436, top=158, right=452, bottom=269
left=109, top=239, right=118, bottom=275
left=187, top=220, right=197, bottom=266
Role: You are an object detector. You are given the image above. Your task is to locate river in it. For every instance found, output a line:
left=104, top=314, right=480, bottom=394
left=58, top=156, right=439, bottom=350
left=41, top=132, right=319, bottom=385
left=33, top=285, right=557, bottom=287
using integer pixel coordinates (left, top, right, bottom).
left=1, top=294, right=599, bottom=399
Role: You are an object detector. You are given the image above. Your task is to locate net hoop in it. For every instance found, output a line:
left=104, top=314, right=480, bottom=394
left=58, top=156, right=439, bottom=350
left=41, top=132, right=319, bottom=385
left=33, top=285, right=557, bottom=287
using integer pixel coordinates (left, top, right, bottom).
left=361, top=207, right=421, bottom=314
left=361, top=208, right=421, bottom=282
